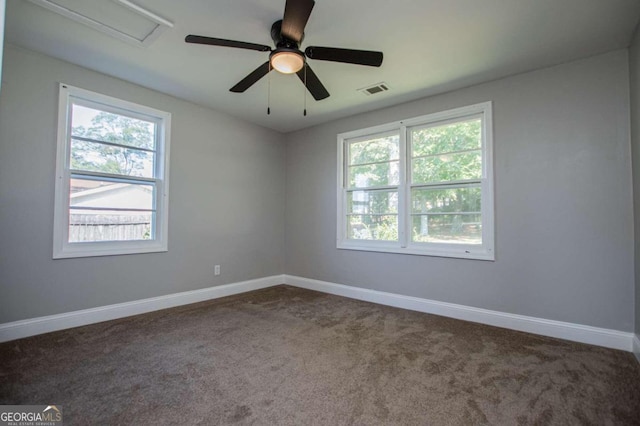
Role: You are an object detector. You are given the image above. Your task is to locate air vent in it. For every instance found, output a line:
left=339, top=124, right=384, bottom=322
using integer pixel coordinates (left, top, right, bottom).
left=28, top=0, right=173, bottom=47
left=358, top=82, right=390, bottom=96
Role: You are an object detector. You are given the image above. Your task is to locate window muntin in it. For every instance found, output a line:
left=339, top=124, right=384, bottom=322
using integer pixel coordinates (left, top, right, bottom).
left=70, top=138, right=156, bottom=178
left=337, top=102, right=494, bottom=260
left=54, top=84, right=170, bottom=258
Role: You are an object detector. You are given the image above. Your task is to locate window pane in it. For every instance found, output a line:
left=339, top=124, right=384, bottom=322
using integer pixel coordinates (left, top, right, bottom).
left=71, top=104, right=156, bottom=150
left=412, top=118, right=481, bottom=157
left=69, top=211, right=153, bottom=243
left=70, top=178, right=154, bottom=211
left=348, top=190, right=398, bottom=214
left=411, top=214, right=481, bottom=244
left=71, top=138, right=155, bottom=178
left=349, top=134, right=399, bottom=165
left=412, top=151, right=481, bottom=184
left=411, top=186, right=481, bottom=214
left=347, top=214, right=398, bottom=241
left=348, top=160, right=399, bottom=188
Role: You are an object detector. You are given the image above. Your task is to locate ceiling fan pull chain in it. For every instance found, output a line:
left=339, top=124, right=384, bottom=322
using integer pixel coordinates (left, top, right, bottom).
left=268, top=62, right=272, bottom=115
left=303, top=63, right=307, bottom=116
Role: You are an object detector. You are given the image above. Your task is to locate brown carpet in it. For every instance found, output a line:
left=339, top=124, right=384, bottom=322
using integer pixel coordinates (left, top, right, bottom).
left=1, top=285, right=639, bottom=425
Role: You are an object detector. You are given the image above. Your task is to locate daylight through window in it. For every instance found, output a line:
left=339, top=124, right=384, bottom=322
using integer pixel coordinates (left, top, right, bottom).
left=338, top=102, right=494, bottom=260
left=53, top=84, right=171, bottom=258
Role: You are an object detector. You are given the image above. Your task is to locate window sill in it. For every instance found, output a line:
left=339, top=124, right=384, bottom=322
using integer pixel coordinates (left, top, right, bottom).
left=337, top=241, right=494, bottom=261
left=53, top=241, right=167, bottom=259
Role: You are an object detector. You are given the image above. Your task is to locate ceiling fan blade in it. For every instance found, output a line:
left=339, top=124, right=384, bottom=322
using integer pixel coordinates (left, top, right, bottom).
left=230, top=62, right=272, bottom=93
left=185, top=35, right=271, bottom=52
left=296, top=64, right=329, bottom=101
left=305, top=46, right=383, bottom=67
left=281, top=0, right=315, bottom=43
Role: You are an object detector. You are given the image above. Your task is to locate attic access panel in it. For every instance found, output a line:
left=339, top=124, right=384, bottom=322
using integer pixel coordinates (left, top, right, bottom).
left=28, top=0, right=173, bottom=47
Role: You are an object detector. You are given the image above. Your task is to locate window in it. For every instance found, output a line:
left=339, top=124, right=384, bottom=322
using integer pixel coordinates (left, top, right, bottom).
left=53, top=84, right=171, bottom=258
left=337, top=102, right=494, bottom=260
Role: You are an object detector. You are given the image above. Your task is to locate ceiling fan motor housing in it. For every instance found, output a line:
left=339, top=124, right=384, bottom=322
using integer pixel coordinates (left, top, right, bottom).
left=271, top=20, right=303, bottom=48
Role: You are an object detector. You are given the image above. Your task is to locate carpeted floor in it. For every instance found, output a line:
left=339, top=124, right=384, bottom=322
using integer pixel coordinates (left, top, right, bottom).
left=1, top=285, right=639, bottom=425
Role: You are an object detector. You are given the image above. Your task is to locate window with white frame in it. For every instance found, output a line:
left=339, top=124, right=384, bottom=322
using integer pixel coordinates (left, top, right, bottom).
left=337, top=102, right=494, bottom=260
left=53, top=84, right=171, bottom=258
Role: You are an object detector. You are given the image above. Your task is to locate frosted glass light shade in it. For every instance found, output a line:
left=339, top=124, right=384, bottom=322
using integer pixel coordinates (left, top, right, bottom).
left=271, top=51, right=304, bottom=74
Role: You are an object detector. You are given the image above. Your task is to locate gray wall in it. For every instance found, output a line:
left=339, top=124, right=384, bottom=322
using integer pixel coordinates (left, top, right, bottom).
left=285, top=50, right=634, bottom=331
left=630, top=28, right=640, bottom=340
left=0, top=46, right=286, bottom=323
left=0, top=45, right=635, bottom=334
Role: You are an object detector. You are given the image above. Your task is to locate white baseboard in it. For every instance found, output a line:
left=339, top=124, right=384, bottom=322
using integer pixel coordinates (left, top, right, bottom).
left=0, top=275, right=285, bottom=343
left=284, top=275, right=634, bottom=352
left=1, top=273, right=634, bottom=354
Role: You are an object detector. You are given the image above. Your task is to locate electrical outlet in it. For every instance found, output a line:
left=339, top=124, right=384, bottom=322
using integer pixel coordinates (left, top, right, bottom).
left=214, top=265, right=220, bottom=276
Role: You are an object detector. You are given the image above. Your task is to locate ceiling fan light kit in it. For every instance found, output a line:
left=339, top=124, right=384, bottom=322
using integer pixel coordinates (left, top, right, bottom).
left=184, top=0, right=383, bottom=111
left=270, top=50, right=304, bottom=74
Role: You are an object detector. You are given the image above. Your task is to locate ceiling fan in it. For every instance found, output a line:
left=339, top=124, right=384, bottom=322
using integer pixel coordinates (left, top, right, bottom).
left=185, top=0, right=383, bottom=101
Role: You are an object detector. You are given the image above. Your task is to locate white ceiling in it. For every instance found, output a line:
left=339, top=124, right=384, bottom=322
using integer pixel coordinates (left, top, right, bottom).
left=5, top=0, right=640, bottom=133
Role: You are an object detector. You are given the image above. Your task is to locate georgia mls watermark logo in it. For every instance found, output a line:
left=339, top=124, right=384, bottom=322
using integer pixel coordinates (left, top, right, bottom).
left=0, top=405, right=62, bottom=426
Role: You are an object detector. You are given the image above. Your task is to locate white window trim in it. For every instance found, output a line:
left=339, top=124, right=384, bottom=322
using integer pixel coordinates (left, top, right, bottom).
left=53, top=83, right=171, bottom=259
left=336, top=102, right=494, bottom=261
